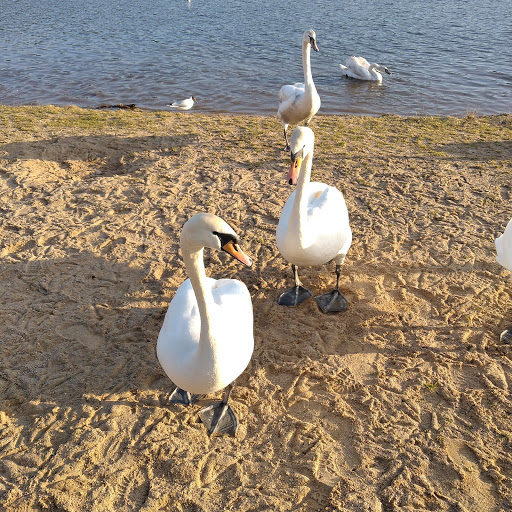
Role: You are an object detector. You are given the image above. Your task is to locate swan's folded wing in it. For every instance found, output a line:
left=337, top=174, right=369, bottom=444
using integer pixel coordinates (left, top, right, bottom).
left=278, top=84, right=302, bottom=103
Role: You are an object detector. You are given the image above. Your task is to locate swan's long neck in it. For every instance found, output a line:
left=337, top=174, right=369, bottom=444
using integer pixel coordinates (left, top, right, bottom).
left=290, top=149, right=314, bottom=240
left=182, top=246, right=217, bottom=356
left=302, top=42, right=315, bottom=90
left=368, top=64, right=380, bottom=80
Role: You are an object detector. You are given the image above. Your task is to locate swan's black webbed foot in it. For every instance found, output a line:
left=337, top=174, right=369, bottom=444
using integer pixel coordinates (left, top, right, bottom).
left=169, top=387, right=203, bottom=405
left=500, top=328, right=512, bottom=345
left=314, top=289, right=348, bottom=313
left=278, top=285, right=312, bottom=306
left=199, top=402, right=238, bottom=437
left=279, top=264, right=311, bottom=306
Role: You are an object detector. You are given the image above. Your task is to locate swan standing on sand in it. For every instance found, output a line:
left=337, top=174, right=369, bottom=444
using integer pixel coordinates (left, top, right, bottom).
left=339, top=56, right=391, bottom=82
left=157, top=213, right=254, bottom=436
left=276, top=127, right=352, bottom=313
left=168, top=96, right=197, bottom=110
left=277, top=29, right=321, bottom=151
left=496, top=216, right=512, bottom=344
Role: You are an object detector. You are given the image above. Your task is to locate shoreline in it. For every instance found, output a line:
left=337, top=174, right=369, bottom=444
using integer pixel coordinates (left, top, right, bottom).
left=1, top=106, right=511, bottom=511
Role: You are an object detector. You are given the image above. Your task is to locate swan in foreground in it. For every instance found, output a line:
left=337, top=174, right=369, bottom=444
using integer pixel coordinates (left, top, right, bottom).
left=276, top=127, right=352, bottom=313
left=168, top=96, right=197, bottom=110
left=157, top=213, right=254, bottom=436
left=339, top=56, right=391, bottom=82
left=496, top=216, right=512, bottom=344
left=277, top=29, right=321, bottom=151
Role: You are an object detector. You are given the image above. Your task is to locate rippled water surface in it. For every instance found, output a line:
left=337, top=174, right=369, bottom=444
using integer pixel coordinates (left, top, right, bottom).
left=1, top=0, right=511, bottom=115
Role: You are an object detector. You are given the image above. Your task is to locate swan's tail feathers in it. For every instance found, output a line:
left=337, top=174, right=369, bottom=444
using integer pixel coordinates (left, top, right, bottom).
left=339, top=64, right=348, bottom=71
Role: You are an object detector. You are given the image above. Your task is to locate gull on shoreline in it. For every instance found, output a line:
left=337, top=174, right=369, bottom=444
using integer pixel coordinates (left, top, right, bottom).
left=167, top=96, right=197, bottom=110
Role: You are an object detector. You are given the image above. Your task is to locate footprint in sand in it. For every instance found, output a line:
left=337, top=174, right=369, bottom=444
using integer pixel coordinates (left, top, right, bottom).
left=57, top=323, right=103, bottom=348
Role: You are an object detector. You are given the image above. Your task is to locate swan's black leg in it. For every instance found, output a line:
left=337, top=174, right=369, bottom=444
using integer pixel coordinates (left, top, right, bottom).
left=500, top=328, right=512, bottom=345
left=314, top=264, right=348, bottom=313
left=278, top=264, right=312, bottom=306
left=199, top=383, right=239, bottom=437
left=169, top=386, right=203, bottom=405
left=283, top=127, right=290, bottom=151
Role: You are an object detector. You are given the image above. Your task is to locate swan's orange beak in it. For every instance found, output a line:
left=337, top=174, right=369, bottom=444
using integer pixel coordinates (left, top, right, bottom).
left=287, top=157, right=302, bottom=185
left=222, top=240, right=253, bottom=267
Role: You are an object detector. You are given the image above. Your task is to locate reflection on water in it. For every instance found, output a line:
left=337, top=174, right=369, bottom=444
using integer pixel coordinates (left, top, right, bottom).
left=0, top=0, right=511, bottom=115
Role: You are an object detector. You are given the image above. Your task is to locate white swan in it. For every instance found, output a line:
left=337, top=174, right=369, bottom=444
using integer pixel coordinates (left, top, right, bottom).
left=339, top=56, right=391, bottom=82
left=168, top=96, right=197, bottom=110
left=157, top=213, right=254, bottom=436
left=277, top=29, right=321, bottom=150
left=276, top=127, right=352, bottom=313
left=495, top=216, right=512, bottom=344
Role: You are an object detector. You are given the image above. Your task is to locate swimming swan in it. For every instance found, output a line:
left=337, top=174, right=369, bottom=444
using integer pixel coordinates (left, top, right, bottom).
left=276, top=127, right=352, bottom=313
left=277, top=29, right=321, bottom=150
left=495, top=216, right=512, bottom=344
left=339, top=56, right=391, bottom=82
left=168, top=96, right=197, bottom=110
left=157, top=213, right=254, bottom=436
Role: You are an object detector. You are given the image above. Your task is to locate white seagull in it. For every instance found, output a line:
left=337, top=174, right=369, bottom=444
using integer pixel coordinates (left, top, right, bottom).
left=168, top=96, right=197, bottom=110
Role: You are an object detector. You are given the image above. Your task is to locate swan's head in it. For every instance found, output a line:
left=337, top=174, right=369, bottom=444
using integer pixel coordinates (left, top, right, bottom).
left=372, top=64, right=391, bottom=76
left=181, top=213, right=252, bottom=266
left=303, top=29, right=319, bottom=52
left=287, top=126, right=315, bottom=185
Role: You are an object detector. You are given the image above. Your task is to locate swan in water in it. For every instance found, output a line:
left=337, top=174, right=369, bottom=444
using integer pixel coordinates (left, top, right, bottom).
left=157, top=213, right=254, bottom=436
left=339, top=56, right=391, bottom=82
left=496, top=216, right=512, bottom=344
left=276, top=127, right=352, bottom=313
left=277, top=29, right=321, bottom=151
left=168, top=96, right=197, bottom=110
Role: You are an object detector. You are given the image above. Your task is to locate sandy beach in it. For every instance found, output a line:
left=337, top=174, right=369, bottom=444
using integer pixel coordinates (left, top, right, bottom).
left=0, top=106, right=511, bottom=511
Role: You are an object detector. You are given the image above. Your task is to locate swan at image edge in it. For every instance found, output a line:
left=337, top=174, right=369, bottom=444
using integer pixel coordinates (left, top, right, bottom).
left=495, top=216, right=512, bottom=344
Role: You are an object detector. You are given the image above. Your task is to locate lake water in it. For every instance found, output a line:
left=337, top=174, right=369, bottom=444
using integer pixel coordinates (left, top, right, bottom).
left=1, top=0, right=511, bottom=116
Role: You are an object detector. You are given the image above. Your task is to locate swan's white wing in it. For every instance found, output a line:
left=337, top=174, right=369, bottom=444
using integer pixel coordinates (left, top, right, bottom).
left=277, top=183, right=351, bottom=267
left=340, top=65, right=366, bottom=80
left=157, top=277, right=253, bottom=394
left=306, top=183, right=352, bottom=258
left=278, top=83, right=304, bottom=104
left=157, top=278, right=200, bottom=370
left=496, top=217, right=512, bottom=272
left=352, top=56, right=370, bottom=68
left=346, top=57, right=372, bottom=79
left=210, top=279, right=254, bottom=381
left=277, top=83, right=307, bottom=124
